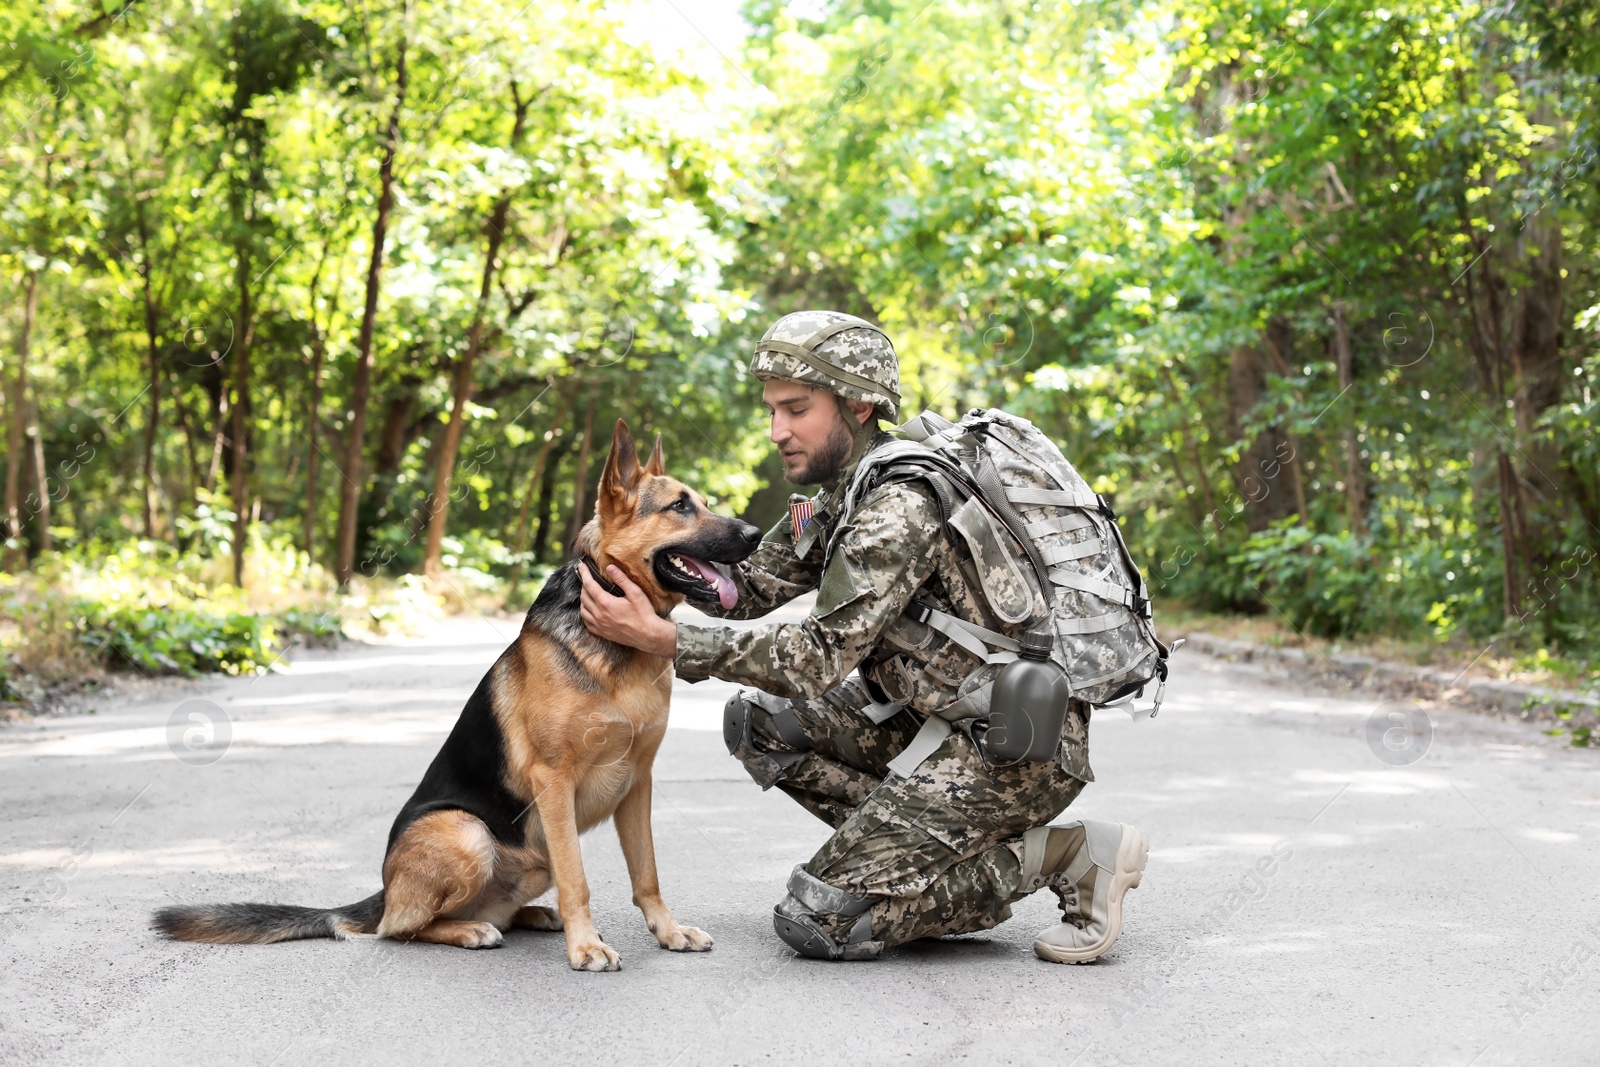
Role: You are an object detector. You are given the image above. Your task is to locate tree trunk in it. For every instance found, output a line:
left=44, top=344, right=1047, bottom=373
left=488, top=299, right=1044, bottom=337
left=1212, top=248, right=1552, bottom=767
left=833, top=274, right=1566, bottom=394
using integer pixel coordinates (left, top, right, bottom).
left=1262, top=316, right=1308, bottom=522
left=371, top=379, right=422, bottom=485
left=1457, top=238, right=1529, bottom=622
left=302, top=242, right=337, bottom=565
left=421, top=86, right=530, bottom=579
left=304, top=322, right=325, bottom=563
left=420, top=205, right=511, bottom=578
left=4, top=271, right=41, bottom=570
left=141, top=335, right=161, bottom=539
left=508, top=432, right=558, bottom=586
left=1565, top=458, right=1600, bottom=537
left=229, top=248, right=253, bottom=586
left=205, top=355, right=227, bottom=494
left=135, top=199, right=162, bottom=540
left=1498, top=451, right=1528, bottom=620
left=508, top=380, right=576, bottom=589
left=1509, top=217, right=1565, bottom=561
left=564, top=398, right=597, bottom=558
left=532, top=435, right=574, bottom=564
left=1224, top=343, right=1299, bottom=533
left=1332, top=302, right=1366, bottom=535
left=170, top=373, right=205, bottom=503
left=27, top=389, right=49, bottom=555
left=335, top=29, right=409, bottom=587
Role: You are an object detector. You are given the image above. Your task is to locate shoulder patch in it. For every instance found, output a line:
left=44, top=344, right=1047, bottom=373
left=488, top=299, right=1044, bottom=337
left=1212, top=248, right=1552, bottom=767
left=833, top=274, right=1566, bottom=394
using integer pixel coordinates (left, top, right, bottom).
left=790, top=498, right=815, bottom=538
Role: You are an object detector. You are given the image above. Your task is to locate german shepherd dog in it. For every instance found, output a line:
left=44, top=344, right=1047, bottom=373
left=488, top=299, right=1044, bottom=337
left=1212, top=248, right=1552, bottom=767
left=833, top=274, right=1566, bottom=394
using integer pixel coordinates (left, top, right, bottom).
left=154, top=421, right=761, bottom=971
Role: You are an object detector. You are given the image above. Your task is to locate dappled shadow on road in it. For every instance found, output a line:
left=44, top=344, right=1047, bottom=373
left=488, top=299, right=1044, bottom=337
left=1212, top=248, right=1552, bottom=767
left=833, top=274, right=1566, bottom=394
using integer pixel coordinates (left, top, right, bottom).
left=3, top=642, right=1597, bottom=1066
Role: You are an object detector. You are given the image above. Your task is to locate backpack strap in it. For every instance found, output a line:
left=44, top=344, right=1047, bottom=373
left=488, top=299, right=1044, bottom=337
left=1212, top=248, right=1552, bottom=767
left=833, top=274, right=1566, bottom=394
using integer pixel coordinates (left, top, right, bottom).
left=1005, top=485, right=1115, bottom=514
left=906, top=600, right=1020, bottom=666
left=1054, top=610, right=1130, bottom=636
left=1022, top=513, right=1097, bottom=538
left=1039, top=537, right=1104, bottom=565
left=1046, top=566, right=1145, bottom=614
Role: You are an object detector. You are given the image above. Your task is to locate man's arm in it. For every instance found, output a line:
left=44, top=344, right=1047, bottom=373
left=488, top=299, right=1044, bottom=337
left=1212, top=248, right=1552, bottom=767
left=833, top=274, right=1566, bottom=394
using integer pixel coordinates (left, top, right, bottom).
left=673, top=481, right=944, bottom=698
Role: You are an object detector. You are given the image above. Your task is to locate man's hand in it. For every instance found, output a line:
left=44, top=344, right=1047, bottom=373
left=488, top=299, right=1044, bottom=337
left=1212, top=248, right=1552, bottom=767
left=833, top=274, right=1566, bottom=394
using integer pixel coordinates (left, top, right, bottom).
left=578, top=563, right=678, bottom=659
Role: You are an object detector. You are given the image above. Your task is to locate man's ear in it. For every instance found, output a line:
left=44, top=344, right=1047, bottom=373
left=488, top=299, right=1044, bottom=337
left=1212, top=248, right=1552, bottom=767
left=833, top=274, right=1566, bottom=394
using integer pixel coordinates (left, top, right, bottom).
left=642, top=434, right=665, bottom=477
left=599, top=419, right=641, bottom=513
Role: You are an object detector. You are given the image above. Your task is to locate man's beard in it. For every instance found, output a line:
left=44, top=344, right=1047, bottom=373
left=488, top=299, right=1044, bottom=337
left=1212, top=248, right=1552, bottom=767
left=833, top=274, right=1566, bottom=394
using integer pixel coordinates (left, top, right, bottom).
left=788, top=419, right=856, bottom=486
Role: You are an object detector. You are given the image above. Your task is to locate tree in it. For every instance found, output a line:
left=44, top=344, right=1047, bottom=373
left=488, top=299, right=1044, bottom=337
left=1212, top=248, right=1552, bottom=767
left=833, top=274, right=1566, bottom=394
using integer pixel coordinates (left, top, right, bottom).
left=334, top=0, right=410, bottom=587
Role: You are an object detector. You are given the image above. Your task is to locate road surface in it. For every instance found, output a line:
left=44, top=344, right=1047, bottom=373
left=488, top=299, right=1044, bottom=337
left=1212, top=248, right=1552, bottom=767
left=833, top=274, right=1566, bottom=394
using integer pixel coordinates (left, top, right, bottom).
left=2, top=603, right=1596, bottom=1066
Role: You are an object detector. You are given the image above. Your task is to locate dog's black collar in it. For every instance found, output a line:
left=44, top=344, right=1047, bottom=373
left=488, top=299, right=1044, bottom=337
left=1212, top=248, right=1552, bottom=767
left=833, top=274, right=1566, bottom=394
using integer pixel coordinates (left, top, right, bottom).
left=579, top=556, right=625, bottom=597
left=580, top=555, right=674, bottom=621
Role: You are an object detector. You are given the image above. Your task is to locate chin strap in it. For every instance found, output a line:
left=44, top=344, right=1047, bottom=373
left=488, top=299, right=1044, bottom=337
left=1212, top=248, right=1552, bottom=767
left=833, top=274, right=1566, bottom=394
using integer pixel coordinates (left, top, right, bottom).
left=836, top=395, right=880, bottom=463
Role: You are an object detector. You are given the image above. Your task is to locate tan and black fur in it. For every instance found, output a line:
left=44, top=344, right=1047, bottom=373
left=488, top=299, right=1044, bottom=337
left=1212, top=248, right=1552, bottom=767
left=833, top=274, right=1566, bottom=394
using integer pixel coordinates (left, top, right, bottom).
left=154, top=421, right=761, bottom=971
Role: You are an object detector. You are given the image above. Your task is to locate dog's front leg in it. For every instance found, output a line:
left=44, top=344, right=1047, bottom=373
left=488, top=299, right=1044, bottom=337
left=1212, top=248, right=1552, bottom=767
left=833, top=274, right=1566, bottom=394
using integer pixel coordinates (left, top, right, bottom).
left=539, top=782, right=621, bottom=971
left=614, top=775, right=713, bottom=952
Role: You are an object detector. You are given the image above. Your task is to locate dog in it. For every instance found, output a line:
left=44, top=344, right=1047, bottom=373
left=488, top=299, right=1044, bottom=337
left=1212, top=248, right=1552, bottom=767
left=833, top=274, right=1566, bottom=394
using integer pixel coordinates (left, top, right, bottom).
left=154, top=420, right=762, bottom=971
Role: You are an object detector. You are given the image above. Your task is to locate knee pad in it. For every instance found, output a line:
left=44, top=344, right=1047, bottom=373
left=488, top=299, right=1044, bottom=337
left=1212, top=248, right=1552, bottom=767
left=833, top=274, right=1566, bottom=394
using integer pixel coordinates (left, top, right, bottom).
left=771, top=865, right=882, bottom=961
left=722, top=692, right=755, bottom=757
left=723, top=692, right=809, bottom=790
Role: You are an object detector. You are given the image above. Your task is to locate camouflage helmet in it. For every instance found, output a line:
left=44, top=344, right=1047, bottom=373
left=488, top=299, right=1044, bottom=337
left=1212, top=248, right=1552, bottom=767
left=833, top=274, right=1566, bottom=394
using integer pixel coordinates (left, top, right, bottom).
left=749, top=310, right=901, bottom=423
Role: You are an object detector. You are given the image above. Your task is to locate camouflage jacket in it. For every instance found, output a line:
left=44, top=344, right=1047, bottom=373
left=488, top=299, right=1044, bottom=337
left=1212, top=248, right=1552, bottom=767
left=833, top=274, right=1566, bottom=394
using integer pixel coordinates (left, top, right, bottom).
left=674, top=433, right=1092, bottom=782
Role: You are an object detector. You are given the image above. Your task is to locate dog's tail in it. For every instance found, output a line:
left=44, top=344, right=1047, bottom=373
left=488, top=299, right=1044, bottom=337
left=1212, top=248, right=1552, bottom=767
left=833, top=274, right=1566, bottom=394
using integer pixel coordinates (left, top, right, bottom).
left=153, top=890, right=385, bottom=944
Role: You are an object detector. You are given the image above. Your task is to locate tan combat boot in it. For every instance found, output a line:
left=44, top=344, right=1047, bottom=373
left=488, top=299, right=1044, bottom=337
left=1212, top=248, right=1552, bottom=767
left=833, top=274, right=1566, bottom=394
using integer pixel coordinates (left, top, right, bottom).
left=1018, top=819, right=1148, bottom=964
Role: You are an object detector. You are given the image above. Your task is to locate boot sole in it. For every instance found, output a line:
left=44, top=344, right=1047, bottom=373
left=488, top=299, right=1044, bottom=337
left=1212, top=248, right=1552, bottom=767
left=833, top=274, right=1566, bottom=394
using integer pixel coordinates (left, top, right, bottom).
left=1034, top=823, right=1148, bottom=964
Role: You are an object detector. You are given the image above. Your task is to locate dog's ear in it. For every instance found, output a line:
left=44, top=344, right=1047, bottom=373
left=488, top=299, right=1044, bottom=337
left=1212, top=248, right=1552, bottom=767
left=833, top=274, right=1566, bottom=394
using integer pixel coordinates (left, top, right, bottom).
left=642, top=433, right=665, bottom=477
left=599, top=419, right=641, bottom=513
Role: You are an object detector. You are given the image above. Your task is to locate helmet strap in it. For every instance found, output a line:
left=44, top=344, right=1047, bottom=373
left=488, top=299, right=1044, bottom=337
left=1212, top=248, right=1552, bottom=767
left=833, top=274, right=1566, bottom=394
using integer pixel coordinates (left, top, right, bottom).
left=836, top=393, right=861, bottom=434
left=836, top=394, right=878, bottom=465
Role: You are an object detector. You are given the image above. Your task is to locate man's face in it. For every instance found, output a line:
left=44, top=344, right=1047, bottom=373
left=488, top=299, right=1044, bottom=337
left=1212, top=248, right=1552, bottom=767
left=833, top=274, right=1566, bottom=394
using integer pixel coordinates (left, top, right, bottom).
left=763, top=380, right=856, bottom=485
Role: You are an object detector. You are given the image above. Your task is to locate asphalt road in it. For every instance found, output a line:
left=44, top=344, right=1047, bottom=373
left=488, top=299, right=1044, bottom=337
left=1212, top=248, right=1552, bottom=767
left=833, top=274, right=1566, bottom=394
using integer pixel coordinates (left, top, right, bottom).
left=2, top=603, right=1597, bottom=1066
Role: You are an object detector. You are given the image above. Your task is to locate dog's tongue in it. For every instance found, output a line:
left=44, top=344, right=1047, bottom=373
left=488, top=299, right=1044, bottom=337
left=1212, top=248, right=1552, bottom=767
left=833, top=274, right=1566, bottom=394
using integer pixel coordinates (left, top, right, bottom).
left=684, top=556, right=738, bottom=610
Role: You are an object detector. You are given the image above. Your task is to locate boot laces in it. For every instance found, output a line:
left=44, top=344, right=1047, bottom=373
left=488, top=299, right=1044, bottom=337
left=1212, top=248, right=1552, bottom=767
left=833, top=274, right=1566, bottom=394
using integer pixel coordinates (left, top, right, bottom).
left=1052, top=879, right=1084, bottom=925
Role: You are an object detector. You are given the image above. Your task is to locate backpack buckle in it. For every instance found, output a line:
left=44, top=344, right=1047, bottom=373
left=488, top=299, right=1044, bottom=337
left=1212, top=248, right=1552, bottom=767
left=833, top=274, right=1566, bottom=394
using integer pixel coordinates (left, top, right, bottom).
left=1095, top=493, right=1116, bottom=520
left=906, top=600, right=933, bottom=625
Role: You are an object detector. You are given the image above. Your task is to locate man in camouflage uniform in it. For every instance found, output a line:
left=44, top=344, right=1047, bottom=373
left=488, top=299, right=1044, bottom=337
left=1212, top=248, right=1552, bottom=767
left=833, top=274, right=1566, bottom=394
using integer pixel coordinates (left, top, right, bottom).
left=579, top=310, right=1148, bottom=963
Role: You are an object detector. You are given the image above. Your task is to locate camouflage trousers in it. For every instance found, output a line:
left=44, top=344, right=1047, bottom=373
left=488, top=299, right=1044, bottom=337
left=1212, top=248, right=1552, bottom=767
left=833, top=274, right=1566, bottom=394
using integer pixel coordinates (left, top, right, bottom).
left=732, top=679, right=1088, bottom=949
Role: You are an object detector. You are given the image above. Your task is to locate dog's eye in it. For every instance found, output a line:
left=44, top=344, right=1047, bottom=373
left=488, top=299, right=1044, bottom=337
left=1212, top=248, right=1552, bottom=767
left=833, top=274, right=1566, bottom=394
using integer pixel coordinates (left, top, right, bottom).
left=665, top=497, right=693, bottom=514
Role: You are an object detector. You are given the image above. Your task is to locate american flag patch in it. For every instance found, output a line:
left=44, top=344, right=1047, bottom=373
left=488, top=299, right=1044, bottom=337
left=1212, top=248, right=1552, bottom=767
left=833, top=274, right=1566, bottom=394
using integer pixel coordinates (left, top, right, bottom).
left=790, top=499, right=815, bottom=536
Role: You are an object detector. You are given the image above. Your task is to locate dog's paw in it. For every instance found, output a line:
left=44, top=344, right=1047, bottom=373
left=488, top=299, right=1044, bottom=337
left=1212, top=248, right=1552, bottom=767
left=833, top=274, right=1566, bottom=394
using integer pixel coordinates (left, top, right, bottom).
left=568, top=940, right=622, bottom=972
left=655, top=924, right=714, bottom=952
left=458, top=922, right=505, bottom=950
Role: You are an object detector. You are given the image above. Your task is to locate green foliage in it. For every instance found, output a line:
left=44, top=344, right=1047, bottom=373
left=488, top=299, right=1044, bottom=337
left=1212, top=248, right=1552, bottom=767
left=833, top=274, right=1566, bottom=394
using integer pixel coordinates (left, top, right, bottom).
left=80, top=602, right=278, bottom=677
left=730, top=0, right=1598, bottom=662
left=1, top=0, right=1597, bottom=686
left=1229, top=523, right=1378, bottom=639
left=278, top=605, right=343, bottom=648
left=0, top=651, right=21, bottom=704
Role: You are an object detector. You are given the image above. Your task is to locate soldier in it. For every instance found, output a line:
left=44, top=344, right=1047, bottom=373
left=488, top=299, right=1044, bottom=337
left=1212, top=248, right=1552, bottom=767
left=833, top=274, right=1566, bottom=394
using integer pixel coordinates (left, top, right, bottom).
left=578, top=310, right=1149, bottom=963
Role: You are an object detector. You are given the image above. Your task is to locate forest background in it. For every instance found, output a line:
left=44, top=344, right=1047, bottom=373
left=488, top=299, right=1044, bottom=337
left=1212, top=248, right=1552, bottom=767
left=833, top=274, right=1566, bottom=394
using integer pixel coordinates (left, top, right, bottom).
left=2, top=0, right=1596, bottom=723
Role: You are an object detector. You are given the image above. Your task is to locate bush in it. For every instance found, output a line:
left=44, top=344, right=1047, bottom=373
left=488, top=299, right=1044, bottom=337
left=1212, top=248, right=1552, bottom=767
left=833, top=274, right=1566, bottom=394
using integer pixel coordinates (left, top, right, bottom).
left=1228, top=518, right=1504, bottom=641
left=1230, top=522, right=1379, bottom=638
left=79, top=602, right=278, bottom=676
left=438, top=531, right=513, bottom=591
left=0, top=539, right=343, bottom=687
left=279, top=605, right=344, bottom=647
left=0, top=652, right=22, bottom=704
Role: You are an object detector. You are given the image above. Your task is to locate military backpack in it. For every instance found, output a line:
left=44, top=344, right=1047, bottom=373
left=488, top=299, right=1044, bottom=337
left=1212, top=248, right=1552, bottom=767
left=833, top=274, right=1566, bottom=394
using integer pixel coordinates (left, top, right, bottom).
left=828, top=408, right=1175, bottom=719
